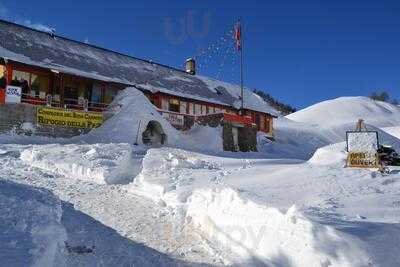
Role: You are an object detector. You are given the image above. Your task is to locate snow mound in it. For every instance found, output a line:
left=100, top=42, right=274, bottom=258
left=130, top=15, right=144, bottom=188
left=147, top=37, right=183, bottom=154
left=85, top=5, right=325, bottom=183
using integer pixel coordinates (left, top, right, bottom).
left=181, top=125, right=223, bottom=152
left=185, top=187, right=372, bottom=266
left=0, top=180, right=66, bottom=267
left=84, top=87, right=225, bottom=152
left=287, top=96, right=400, bottom=127
left=308, top=142, right=347, bottom=165
left=132, top=148, right=220, bottom=204
left=20, top=143, right=137, bottom=184
left=83, top=88, right=181, bottom=145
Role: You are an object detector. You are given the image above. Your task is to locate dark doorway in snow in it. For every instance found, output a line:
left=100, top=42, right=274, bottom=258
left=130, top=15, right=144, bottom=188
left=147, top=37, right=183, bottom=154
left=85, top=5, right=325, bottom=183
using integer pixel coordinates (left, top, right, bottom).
left=142, top=121, right=167, bottom=146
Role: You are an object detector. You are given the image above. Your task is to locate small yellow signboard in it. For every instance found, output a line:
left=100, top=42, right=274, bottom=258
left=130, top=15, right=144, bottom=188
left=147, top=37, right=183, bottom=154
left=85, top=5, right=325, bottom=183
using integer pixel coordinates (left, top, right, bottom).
left=347, top=152, right=379, bottom=168
left=37, top=107, right=103, bottom=129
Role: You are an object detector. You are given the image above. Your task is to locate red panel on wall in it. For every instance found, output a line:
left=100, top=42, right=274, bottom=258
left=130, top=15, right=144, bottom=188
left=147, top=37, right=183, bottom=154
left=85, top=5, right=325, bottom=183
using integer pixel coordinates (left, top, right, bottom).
left=223, top=113, right=253, bottom=126
left=0, top=89, right=5, bottom=104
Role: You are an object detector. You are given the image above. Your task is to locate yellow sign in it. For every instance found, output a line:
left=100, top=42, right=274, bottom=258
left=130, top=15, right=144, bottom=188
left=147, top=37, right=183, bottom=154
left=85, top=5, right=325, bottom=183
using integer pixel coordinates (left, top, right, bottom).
left=347, top=152, right=379, bottom=168
left=37, top=107, right=103, bottom=129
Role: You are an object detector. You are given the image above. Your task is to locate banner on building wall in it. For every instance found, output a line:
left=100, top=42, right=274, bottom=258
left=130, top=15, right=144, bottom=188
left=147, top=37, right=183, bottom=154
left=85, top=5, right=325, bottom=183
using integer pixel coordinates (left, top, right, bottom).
left=5, top=86, right=22, bottom=103
left=162, top=112, right=184, bottom=127
left=37, top=107, right=103, bottom=129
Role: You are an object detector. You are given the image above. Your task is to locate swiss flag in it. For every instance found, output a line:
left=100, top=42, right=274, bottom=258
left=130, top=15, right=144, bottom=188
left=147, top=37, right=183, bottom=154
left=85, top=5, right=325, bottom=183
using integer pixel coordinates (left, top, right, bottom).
left=234, top=22, right=241, bottom=51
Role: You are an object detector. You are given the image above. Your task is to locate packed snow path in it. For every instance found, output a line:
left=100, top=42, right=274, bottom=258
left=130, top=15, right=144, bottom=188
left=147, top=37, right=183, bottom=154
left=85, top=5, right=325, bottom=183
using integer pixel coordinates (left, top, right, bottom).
left=0, top=144, right=218, bottom=266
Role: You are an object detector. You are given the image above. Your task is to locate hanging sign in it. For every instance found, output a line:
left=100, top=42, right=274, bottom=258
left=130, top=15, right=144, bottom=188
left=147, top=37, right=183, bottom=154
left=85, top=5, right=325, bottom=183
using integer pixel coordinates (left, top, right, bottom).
left=37, top=107, right=103, bottom=129
left=5, top=86, right=22, bottom=103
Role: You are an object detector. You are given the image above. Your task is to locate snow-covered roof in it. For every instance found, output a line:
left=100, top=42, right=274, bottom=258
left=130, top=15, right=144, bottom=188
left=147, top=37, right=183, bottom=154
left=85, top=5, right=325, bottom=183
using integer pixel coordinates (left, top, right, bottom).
left=0, top=19, right=278, bottom=117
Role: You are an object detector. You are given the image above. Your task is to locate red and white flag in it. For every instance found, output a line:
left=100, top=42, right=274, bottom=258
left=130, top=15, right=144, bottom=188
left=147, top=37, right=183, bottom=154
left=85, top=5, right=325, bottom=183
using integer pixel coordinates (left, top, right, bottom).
left=234, top=21, right=241, bottom=51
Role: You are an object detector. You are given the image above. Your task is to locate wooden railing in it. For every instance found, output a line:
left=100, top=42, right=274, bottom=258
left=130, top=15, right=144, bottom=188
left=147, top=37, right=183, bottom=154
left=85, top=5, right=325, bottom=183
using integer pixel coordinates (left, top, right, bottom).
left=19, top=93, right=109, bottom=112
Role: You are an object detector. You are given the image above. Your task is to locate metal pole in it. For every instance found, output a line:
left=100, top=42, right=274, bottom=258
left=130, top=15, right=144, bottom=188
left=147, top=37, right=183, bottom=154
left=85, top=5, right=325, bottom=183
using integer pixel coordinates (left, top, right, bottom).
left=240, top=19, right=244, bottom=111
left=134, top=120, right=142, bottom=145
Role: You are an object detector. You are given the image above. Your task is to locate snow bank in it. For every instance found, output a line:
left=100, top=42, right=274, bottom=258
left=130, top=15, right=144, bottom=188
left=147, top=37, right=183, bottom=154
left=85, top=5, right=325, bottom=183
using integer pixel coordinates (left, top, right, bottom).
left=287, top=96, right=400, bottom=127
left=0, top=180, right=66, bottom=267
left=181, top=125, right=223, bottom=152
left=20, top=143, right=137, bottom=184
left=308, top=142, right=347, bottom=165
left=185, top=187, right=372, bottom=266
left=132, top=148, right=220, bottom=204
left=132, top=148, right=373, bottom=266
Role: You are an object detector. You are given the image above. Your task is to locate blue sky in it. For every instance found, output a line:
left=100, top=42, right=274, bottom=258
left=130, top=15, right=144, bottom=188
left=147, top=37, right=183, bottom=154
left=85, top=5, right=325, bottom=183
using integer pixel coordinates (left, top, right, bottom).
left=1, top=0, right=400, bottom=109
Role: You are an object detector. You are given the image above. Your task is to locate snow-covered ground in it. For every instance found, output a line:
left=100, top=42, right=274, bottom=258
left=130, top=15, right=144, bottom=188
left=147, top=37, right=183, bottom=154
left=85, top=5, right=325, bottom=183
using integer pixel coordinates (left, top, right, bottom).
left=2, top=94, right=400, bottom=266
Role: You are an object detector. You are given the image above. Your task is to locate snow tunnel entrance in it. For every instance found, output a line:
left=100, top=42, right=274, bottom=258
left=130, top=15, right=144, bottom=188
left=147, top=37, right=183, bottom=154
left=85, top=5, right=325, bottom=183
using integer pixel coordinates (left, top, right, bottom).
left=142, top=121, right=167, bottom=146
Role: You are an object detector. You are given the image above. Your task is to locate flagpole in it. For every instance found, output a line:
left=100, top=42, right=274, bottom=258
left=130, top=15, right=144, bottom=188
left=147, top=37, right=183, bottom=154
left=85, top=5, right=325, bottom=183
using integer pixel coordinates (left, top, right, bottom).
left=240, top=19, right=244, bottom=111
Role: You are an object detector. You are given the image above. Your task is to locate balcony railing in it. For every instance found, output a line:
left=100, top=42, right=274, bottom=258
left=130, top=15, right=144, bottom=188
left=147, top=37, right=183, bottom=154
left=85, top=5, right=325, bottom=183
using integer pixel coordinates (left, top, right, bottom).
left=19, top=93, right=109, bottom=112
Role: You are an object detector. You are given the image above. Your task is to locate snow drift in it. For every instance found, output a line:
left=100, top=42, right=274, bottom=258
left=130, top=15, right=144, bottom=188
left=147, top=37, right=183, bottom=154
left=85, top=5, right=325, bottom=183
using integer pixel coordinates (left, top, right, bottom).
left=132, top=147, right=374, bottom=266
left=186, top=187, right=372, bottom=266
left=20, top=143, right=138, bottom=184
left=308, top=142, right=348, bottom=166
left=0, top=180, right=66, bottom=267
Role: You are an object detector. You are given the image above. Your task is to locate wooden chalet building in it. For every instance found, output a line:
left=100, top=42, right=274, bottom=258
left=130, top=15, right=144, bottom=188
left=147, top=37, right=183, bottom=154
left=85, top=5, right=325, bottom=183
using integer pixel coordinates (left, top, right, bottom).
left=0, top=19, right=277, bottom=151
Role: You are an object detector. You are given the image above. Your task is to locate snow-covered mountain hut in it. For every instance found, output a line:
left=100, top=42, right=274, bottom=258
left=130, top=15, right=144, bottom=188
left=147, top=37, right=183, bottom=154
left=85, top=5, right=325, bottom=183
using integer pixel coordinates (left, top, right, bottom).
left=0, top=19, right=277, bottom=151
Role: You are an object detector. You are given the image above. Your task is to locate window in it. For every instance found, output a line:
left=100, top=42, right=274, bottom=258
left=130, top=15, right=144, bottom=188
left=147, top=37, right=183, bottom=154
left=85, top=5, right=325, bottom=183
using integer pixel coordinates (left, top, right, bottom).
left=265, top=117, right=271, bottom=133
left=11, top=70, right=50, bottom=98
left=90, top=84, right=103, bottom=104
left=188, top=103, right=194, bottom=115
left=259, top=115, right=265, bottom=131
left=161, top=97, right=169, bottom=110
left=201, top=105, right=207, bottom=115
left=180, top=101, right=187, bottom=114
left=104, top=86, right=118, bottom=104
left=64, top=77, right=93, bottom=106
left=64, top=77, right=79, bottom=104
left=0, top=65, right=5, bottom=88
left=195, top=104, right=201, bottom=115
left=31, top=73, right=50, bottom=98
left=169, top=98, right=180, bottom=112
